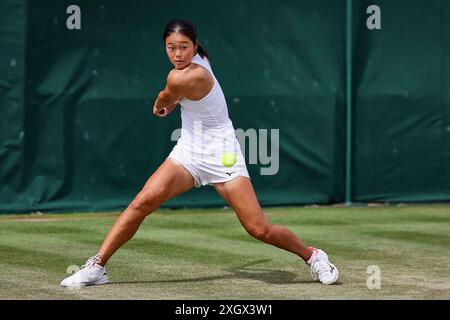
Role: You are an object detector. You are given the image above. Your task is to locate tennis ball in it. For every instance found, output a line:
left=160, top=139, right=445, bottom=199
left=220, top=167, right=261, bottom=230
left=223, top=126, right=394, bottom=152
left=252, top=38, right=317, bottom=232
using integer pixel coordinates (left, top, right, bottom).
left=221, top=152, right=237, bottom=167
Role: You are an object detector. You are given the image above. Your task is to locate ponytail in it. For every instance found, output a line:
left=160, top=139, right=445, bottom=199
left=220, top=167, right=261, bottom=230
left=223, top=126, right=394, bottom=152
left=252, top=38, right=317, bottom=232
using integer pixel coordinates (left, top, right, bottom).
left=196, top=43, right=210, bottom=63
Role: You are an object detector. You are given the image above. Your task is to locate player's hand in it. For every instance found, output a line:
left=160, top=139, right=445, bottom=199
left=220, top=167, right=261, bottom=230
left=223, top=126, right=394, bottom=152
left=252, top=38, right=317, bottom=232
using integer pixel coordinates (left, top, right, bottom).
left=153, top=106, right=166, bottom=117
left=163, top=100, right=180, bottom=116
left=153, top=100, right=180, bottom=118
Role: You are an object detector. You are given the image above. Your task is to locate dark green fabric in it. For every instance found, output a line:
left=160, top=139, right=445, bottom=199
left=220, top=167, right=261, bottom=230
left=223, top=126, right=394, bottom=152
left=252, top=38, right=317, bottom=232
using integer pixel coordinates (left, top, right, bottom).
left=0, top=0, right=27, bottom=211
left=352, top=0, right=450, bottom=201
left=0, top=0, right=448, bottom=213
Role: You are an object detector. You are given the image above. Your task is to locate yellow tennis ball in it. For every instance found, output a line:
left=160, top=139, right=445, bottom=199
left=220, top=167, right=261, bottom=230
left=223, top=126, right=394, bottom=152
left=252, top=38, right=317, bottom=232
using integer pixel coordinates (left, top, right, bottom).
left=221, top=152, right=237, bottom=167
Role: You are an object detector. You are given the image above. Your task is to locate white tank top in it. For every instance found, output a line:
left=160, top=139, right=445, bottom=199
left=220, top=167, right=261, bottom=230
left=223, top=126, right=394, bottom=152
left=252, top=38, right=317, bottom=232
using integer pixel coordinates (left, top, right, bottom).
left=178, top=54, right=237, bottom=156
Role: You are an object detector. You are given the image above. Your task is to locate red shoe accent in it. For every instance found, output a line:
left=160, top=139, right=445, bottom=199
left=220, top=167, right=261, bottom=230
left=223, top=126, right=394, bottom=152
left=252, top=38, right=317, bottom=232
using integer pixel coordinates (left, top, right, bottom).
left=306, top=247, right=317, bottom=264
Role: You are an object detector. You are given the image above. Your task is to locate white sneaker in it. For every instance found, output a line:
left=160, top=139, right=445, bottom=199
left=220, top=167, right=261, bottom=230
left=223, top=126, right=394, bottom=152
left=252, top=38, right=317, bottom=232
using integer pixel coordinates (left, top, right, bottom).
left=307, top=248, right=339, bottom=285
left=61, top=254, right=108, bottom=287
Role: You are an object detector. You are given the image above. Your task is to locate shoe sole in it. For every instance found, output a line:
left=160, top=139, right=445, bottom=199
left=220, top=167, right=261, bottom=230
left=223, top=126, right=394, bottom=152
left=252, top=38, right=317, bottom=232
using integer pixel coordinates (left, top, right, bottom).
left=61, top=276, right=109, bottom=288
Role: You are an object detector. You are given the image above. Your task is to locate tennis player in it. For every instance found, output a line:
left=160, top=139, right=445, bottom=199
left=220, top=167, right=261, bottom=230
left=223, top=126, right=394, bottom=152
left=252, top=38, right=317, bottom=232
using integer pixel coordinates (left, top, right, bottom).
left=61, top=19, right=339, bottom=287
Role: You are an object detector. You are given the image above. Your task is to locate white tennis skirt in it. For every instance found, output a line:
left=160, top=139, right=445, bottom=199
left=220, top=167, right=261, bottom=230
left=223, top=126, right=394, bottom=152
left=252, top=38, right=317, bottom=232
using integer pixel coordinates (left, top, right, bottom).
left=167, top=135, right=250, bottom=188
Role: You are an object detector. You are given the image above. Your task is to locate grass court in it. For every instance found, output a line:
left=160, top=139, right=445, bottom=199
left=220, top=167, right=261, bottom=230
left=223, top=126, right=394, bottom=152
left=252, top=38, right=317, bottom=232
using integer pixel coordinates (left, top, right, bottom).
left=0, top=204, right=449, bottom=300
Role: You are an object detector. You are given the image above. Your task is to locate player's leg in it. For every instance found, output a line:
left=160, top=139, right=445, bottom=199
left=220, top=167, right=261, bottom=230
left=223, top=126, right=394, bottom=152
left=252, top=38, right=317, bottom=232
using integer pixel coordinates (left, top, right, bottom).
left=214, top=176, right=312, bottom=261
left=61, top=158, right=194, bottom=287
left=214, top=176, right=339, bottom=284
left=98, top=158, right=195, bottom=265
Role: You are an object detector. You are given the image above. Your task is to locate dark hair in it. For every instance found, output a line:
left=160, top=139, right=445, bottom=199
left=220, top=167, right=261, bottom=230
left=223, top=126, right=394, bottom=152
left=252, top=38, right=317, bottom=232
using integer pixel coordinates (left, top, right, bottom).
left=163, top=19, right=210, bottom=61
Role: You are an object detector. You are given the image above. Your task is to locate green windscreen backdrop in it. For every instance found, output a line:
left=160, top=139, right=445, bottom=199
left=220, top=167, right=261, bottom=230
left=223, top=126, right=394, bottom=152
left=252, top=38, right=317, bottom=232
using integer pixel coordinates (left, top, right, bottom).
left=352, top=0, right=450, bottom=202
left=0, top=0, right=448, bottom=213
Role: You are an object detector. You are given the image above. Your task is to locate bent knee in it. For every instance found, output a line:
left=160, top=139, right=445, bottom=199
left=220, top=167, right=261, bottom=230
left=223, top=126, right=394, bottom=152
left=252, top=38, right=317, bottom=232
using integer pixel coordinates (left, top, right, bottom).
left=246, top=223, right=272, bottom=242
left=129, top=189, right=165, bottom=214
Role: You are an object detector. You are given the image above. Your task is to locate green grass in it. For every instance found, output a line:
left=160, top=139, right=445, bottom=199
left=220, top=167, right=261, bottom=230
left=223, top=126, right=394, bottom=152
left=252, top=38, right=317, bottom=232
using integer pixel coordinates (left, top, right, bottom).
left=0, top=205, right=449, bottom=300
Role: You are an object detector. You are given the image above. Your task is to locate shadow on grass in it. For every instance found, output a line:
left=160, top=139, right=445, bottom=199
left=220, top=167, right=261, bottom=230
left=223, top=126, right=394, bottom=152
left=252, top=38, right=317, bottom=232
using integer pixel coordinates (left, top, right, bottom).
left=109, top=259, right=320, bottom=286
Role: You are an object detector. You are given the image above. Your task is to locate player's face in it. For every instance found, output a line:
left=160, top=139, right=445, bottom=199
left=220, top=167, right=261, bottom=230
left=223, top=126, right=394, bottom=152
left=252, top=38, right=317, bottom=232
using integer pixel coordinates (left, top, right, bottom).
left=165, top=33, right=197, bottom=70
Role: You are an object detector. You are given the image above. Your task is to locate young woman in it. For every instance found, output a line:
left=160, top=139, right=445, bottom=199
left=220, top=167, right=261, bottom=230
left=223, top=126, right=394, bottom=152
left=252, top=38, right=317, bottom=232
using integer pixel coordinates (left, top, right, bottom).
left=61, top=19, right=339, bottom=287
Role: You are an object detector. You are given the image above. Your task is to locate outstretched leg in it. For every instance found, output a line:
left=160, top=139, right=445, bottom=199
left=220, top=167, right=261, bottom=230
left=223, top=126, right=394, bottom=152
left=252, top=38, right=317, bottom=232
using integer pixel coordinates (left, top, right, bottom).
left=214, top=177, right=313, bottom=261
left=214, top=176, right=339, bottom=284
left=61, top=158, right=195, bottom=287
left=97, top=158, right=195, bottom=265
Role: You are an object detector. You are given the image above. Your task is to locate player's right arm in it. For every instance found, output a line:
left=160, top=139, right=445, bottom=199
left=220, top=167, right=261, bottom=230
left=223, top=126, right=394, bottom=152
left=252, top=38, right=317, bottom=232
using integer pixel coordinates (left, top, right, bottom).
left=152, top=70, right=184, bottom=117
left=153, top=67, right=212, bottom=117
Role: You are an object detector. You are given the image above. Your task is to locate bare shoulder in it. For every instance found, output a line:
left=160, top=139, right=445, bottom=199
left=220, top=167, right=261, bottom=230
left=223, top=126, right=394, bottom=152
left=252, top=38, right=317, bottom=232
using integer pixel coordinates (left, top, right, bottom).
left=167, top=64, right=213, bottom=98
left=168, top=64, right=211, bottom=86
left=166, top=68, right=184, bottom=87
